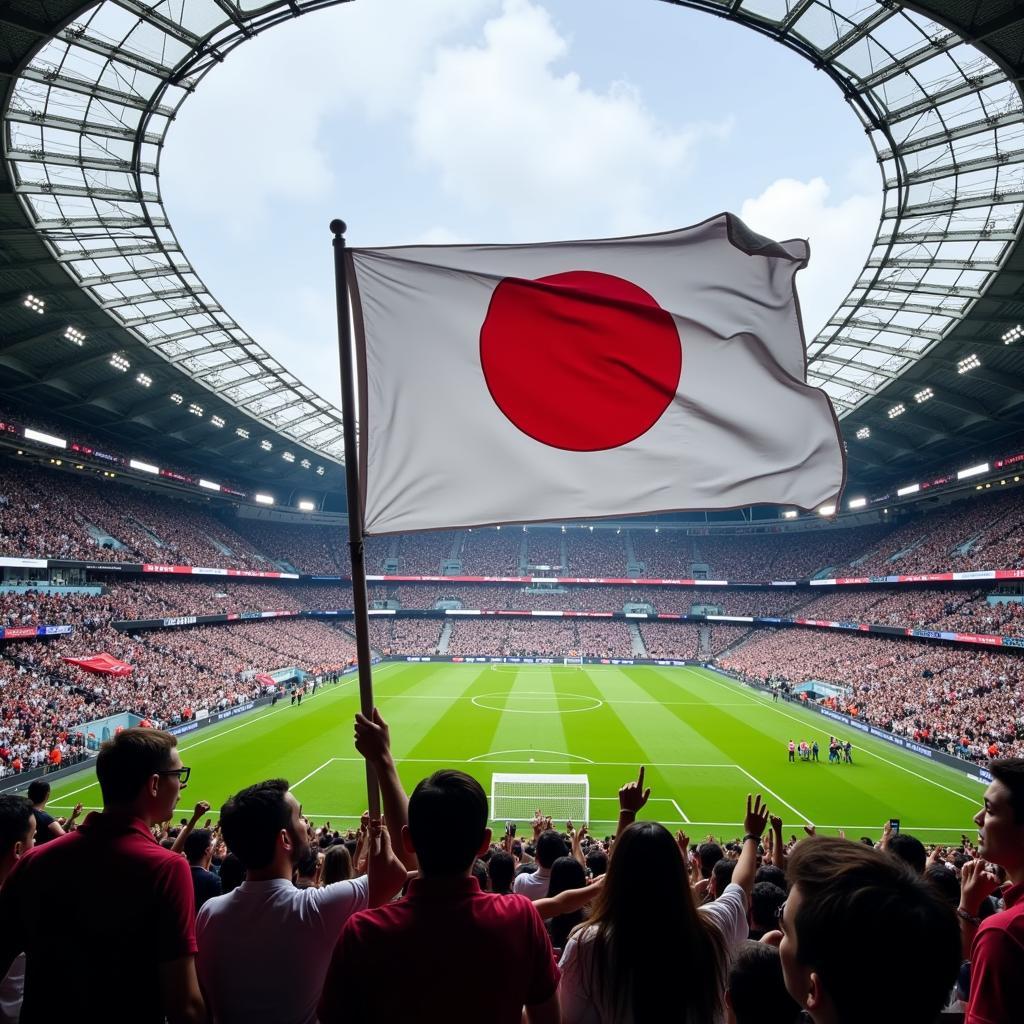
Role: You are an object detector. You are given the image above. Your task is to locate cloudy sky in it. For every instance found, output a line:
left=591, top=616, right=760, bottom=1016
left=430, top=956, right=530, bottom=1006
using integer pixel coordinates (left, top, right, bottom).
left=162, top=0, right=881, bottom=410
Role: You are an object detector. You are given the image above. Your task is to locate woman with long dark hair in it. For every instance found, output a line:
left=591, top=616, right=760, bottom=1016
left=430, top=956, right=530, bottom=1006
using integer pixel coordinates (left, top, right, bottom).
left=546, top=855, right=589, bottom=951
left=558, top=769, right=768, bottom=1023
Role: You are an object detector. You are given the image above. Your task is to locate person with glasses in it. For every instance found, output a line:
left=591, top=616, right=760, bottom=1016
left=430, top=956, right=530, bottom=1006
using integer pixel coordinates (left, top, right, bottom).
left=0, top=727, right=206, bottom=1024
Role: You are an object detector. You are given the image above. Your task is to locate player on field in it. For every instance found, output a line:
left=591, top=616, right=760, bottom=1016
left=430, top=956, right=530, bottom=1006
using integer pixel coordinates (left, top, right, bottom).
left=788, top=740, right=795, bottom=764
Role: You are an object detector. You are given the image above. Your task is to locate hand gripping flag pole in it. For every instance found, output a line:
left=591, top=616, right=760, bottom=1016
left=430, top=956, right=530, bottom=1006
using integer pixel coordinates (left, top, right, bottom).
left=330, top=219, right=380, bottom=823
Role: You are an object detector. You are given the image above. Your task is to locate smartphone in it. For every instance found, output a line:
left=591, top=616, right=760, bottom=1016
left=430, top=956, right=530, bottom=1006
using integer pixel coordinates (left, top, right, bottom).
left=888, top=818, right=900, bottom=835
left=506, top=821, right=517, bottom=837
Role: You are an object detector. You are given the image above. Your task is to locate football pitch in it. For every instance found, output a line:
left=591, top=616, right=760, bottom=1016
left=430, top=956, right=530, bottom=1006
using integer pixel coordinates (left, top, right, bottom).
left=46, top=664, right=983, bottom=844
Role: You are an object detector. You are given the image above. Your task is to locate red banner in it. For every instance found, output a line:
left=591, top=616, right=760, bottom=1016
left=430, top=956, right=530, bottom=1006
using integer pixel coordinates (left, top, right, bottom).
left=62, top=653, right=133, bottom=676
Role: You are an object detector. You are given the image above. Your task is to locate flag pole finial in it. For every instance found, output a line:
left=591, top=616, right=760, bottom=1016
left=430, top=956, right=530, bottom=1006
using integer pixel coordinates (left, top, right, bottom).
left=329, top=218, right=347, bottom=237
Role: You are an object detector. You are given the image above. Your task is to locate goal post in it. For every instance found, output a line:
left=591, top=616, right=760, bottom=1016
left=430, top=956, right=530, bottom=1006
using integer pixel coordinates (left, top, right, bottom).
left=563, top=656, right=584, bottom=667
left=490, top=773, right=590, bottom=823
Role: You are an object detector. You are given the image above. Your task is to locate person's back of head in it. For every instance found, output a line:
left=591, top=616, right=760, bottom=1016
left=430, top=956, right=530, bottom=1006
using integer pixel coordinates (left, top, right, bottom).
left=548, top=855, right=586, bottom=899
left=407, top=769, right=488, bottom=877
left=727, top=941, right=801, bottom=1024
left=755, top=863, right=787, bottom=889
left=95, top=727, right=178, bottom=810
left=470, top=857, right=489, bottom=892
left=749, top=881, right=787, bottom=937
left=183, top=827, right=213, bottom=866
left=586, top=848, right=608, bottom=878
left=25, top=780, right=49, bottom=807
left=535, top=829, right=567, bottom=869
left=698, top=841, right=724, bottom=879
left=886, top=832, right=926, bottom=874
left=781, top=837, right=960, bottom=1024
left=488, top=850, right=515, bottom=894
left=0, top=795, right=35, bottom=879
left=218, top=852, right=245, bottom=893
left=712, top=857, right=736, bottom=897
left=294, top=848, right=319, bottom=888
left=924, top=864, right=959, bottom=909
left=585, top=821, right=726, bottom=1022
left=219, top=779, right=293, bottom=871
left=322, top=844, right=352, bottom=886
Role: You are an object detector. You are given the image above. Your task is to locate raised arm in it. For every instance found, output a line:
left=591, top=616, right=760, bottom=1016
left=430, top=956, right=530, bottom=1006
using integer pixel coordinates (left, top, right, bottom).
left=615, top=766, right=651, bottom=842
left=769, top=814, right=785, bottom=868
left=354, top=708, right=416, bottom=870
left=171, top=801, right=210, bottom=855
left=731, top=794, right=769, bottom=902
left=533, top=874, right=604, bottom=920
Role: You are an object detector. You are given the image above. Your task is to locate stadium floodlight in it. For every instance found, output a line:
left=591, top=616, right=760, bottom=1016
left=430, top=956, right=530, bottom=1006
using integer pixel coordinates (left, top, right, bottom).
left=255, top=493, right=274, bottom=505
left=914, top=387, right=933, bottom=403
left=897, top=483, right=920, bottom=496
left=235, top=427, right=249, bottom=439
left=64, top=326, right=85, bottom=345
left=136, top=373, right=152, bottom=388
left=282, top=451, right=295, bottom=463
left=199, top=479, right=221, bottom=492
left=24, top=427, right=66, bottom=449
left=848, top=497, right=867, bottom=509
left=109, top=353, right=130, bottom=372
left=129, top=458, right=159, bottom=475
left=887, top=403, right=905, bottom=419
left=188, top=403, right=203, bottom=417
left=1003, top=324, right=1023, bottom=345
left=300, top=459, right=311, bottom=469
left=170, top=393, right=183, bottom=405
left=817, top=504, right=836, bottom=516
left=210, top=415, right=225, bottom=428
left=782, top=510, right=798, bottom=519
left=298, top=500, right=316, bottom=511
left=856, top=427, right=870, bottom=440
left=957, top=353, right=980, bottom=374
left=260, top=440, right=273, bottom=451
left=315, top=465, right=325, bottom=476
left=23, top=294, right=45, bottom=314
left=957, top=462, right=990, bottom=480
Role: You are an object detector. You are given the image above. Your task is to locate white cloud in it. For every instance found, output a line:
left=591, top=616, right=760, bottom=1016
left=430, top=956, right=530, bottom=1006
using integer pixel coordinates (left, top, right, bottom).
left=739, top=177, right=880, bottom=339
left=411, top=0, right=731, bottom=238
left=163, top=0, right=496, bottom=231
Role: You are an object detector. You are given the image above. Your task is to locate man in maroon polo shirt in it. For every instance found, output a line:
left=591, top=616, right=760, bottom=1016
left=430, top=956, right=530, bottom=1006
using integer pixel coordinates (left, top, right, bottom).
left=319, top=769, right=560, bottom=1024
left=0, top=728, right=205, bottom=1024
left=962, top=757, right=1024, bottom=1024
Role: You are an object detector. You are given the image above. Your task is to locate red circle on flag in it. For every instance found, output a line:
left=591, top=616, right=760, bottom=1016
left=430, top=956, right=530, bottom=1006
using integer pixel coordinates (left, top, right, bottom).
left=479, top=270, right=681, bottom=451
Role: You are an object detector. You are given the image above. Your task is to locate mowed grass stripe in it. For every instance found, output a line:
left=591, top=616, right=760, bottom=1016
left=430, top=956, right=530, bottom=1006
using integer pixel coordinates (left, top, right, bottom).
left=41, top=664, right=982, bottom=842
left=681, top=668, right=978, bottom=835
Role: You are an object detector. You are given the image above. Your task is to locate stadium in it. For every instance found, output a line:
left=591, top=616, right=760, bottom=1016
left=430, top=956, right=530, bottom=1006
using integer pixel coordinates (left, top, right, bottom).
left=2, top=1, right=1024, bottom=1022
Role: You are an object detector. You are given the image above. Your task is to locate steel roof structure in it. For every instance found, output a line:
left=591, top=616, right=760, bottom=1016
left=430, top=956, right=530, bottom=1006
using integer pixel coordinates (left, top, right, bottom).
left=2, top=0, right=1024, bottom=497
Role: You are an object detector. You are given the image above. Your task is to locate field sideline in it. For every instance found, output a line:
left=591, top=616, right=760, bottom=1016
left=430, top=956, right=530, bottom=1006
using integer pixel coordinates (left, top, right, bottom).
left=45, top=664, right=983, bottom=844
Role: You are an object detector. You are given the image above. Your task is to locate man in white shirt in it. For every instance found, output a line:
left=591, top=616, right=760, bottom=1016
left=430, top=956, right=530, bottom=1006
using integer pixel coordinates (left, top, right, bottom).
left=513, top=829, right=567, bottom=900
left=196, top=778, right=406, bottom=1024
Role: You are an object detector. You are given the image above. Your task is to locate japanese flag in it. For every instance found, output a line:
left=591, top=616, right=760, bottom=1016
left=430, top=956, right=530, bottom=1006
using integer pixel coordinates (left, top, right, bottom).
left=347, top=214, right=845, bottom=534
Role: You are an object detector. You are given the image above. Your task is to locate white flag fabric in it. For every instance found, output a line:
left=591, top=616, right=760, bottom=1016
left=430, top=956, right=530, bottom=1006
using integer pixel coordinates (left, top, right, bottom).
left=347, top=214, right=845, bottom=535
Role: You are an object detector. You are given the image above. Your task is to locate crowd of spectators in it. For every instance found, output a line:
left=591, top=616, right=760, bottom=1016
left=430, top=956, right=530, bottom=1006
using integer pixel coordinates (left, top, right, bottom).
left=563, top=530, right=627, bottom=574
left=573, top=620, right=633, bottom=659
left=0, top=618, right=358, bottom=777
left=6, top=718, right=1012, bottom=1024
left=720, top=628, right=1024, bottom=760
left=457, top=529, right=522, bottom=575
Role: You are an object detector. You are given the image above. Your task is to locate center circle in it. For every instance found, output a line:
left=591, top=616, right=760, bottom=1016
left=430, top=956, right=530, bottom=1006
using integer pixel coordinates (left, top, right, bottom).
left=479, top=270, right=682, bottom=451
left=471, top=691, right=603, bottom=714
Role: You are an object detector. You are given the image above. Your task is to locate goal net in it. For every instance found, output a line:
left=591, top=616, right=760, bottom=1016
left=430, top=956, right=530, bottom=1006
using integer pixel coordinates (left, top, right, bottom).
left=563, top=656, right=584, bottom=667
left=490, top=773, right=590, bottom=823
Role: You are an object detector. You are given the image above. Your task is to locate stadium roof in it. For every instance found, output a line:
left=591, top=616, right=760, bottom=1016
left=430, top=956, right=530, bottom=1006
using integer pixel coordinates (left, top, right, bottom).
left=2, top=0, right=1024, bottom=497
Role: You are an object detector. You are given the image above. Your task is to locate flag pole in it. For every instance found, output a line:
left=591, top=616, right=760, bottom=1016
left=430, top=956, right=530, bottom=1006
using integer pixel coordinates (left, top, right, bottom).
left=329, top=218, right=380, bottom=822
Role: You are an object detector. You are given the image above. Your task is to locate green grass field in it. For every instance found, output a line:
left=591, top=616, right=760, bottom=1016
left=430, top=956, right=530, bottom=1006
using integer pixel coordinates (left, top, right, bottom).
left=45, top=664, right=984, bottom=844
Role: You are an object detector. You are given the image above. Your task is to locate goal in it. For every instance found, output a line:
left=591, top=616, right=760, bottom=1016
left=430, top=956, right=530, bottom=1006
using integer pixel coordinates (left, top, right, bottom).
left=490, top=773, right=590, bottom=823
left=563, top=656, right=584, bottom=667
